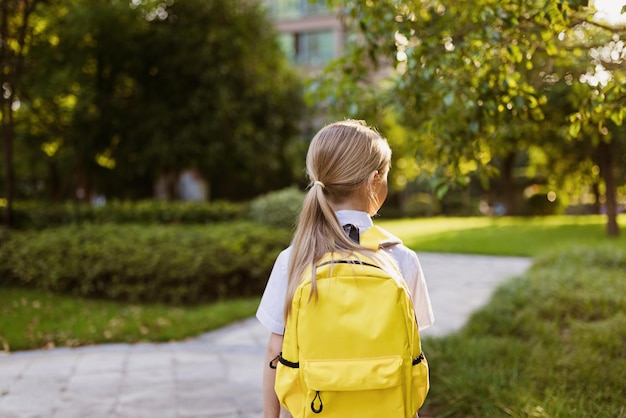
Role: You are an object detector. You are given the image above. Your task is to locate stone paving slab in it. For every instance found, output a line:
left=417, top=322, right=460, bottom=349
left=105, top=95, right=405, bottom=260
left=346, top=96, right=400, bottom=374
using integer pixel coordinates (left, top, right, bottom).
left=0, top=252, right=532, bottom=418
left=418, top=253, right=532, bottom=337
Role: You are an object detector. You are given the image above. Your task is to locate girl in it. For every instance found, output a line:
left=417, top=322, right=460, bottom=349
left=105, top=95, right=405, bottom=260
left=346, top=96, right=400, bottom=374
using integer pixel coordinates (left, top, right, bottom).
left=256, top=119, right=434, bottom=418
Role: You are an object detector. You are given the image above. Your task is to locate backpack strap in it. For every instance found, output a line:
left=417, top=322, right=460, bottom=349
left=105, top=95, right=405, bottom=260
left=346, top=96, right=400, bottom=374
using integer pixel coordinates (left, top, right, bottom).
left=360, top=225, right=402, bottom=251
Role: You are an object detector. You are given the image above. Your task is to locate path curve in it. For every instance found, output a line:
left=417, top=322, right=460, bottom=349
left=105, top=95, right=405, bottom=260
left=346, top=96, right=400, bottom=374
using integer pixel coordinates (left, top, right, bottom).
left=0, top=253, right=532, bottom=418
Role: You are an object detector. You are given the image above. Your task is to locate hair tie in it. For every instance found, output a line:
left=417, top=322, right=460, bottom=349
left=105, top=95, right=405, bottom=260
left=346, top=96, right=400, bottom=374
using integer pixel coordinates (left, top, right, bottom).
left=313, top=180, right=325, bottom=189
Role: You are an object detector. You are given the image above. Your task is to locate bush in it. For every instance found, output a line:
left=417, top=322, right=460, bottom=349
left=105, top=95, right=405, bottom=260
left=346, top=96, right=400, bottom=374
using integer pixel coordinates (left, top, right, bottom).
left=524, top=193, right=562, bottom=216
left=5, top=199, right=246, bottom=229
left=91, top=200, right=247, bottom=224
left=248, top=186, right=304, bottom=228
left=439, top=193, right=481, bottom=216
left=401, top=192, right=438, bottom=217
left=0, top=222, right=290, bottom=304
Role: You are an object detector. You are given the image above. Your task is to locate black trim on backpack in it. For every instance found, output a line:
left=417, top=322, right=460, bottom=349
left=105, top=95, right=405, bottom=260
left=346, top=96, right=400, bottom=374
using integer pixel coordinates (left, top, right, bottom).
left=268, top=354, right=280, bottom=369
left=311, top=391, right=323, bottom=413
left=317, top=259, right=381, bottom=270
left=412, top=353, right=425, bottom=365
left=276, top=352, right=299, bottom=369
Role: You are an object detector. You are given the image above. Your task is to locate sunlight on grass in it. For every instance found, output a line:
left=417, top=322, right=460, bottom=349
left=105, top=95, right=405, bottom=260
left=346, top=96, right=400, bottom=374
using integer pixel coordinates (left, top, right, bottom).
left=378, top=215, right=626, bottom=256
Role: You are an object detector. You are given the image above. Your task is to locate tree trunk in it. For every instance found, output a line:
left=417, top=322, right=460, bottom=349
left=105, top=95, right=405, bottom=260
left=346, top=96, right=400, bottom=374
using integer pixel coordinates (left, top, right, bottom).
left=597, top=140, right=620, bottom=237
left=0, top=1, right=13, bottom=227
left=49, top=160, right=62, bottom=200
left=0, top=0, right=40, bottom=227
left=501, top=151, right=517, bottom=216
left=163, top=171, right=178, bottom=200
left=1, top=100, right=15, bottom=227
left=591, top=182, right=601, bottom=214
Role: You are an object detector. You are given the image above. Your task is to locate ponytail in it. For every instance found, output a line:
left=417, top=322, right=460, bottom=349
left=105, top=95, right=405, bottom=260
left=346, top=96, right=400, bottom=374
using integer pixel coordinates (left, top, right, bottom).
left=284, top=120, right=395, bottom=319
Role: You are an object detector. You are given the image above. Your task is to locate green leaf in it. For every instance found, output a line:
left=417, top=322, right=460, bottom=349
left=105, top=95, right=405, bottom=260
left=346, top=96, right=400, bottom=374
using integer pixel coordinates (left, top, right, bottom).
left=443, top=92, right=455, bottom=106
left=545, top=42, right=558, bottom=56
left=610, top=110, right=623, bottom=126
left=435, top=183, right=450, bottom=200
left=568, top=120, right=581, bottom=138
left=508, top=44, right=523, bottom=63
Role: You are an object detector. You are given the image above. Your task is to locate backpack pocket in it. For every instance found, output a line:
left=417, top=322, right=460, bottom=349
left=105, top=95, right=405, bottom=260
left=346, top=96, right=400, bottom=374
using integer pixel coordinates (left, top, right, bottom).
left=411, top=354, right=430, bottom=411
left=302, top=356, right=406, bottom=417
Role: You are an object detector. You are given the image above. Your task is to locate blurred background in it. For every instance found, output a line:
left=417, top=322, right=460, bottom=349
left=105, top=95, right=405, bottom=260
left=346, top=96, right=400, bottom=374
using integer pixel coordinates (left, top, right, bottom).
left=1, top=0, right=624, bottom=232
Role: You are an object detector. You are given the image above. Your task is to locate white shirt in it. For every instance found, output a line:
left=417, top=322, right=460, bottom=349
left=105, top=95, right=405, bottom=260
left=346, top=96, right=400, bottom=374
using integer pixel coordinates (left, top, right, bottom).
left=256, top=210, right=435, bottom=335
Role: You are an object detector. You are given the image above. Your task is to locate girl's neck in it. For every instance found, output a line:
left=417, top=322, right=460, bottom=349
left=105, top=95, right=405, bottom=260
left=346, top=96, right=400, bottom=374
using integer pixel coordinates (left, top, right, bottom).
left=330, top=198, right=369, bottom=214
left=329, top=180, right=375, bottom=214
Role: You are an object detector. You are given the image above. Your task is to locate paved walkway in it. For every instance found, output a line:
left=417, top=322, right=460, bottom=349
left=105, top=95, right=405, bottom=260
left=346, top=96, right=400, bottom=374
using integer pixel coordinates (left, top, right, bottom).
left=0, top=253, right=532, bottom=418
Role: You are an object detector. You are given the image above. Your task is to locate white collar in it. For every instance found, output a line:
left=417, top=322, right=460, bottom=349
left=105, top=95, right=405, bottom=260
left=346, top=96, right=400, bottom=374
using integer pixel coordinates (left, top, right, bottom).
left=335, top=210, right=373, bottom=231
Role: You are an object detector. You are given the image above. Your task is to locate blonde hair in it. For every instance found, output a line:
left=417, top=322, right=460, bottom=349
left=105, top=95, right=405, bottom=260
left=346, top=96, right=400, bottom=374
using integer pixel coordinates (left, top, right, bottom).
left=285, top=120, right=393, bottom=319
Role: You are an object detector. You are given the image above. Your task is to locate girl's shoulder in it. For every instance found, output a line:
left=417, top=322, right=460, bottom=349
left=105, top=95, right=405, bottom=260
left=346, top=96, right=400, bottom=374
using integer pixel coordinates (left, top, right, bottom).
left=275, top=245, right=293, bottom=266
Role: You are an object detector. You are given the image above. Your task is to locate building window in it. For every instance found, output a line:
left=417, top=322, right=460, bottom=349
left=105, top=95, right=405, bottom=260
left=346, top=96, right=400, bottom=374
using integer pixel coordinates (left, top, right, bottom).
left=298, top=31, right=334, bottom=67
left=269, top=0, right=329, bottom=20
left=278, top=33, right=297, bottom=62
left=280, top=30, right=335, bottom=67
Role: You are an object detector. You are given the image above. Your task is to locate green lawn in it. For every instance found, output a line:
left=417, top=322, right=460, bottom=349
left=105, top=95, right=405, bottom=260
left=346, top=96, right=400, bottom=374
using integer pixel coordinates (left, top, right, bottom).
left=0, top=288, right=259, bottom=352
left=378, top=214, right=626, bottom=256
left=421, top=244, right=626, bottom=417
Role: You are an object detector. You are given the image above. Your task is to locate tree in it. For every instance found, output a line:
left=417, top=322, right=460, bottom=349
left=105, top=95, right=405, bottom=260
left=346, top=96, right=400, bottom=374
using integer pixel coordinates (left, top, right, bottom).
left=560, top=8, right=626, bottom=235
left=20, top=0, right=147, bottom=201
left=16, top=0, right=306, bottom=203
left=0, top=0, right=50, bottom=226
left=317, top=0, right=624, bottom=234
left=123, top=0, right=306, bottom=200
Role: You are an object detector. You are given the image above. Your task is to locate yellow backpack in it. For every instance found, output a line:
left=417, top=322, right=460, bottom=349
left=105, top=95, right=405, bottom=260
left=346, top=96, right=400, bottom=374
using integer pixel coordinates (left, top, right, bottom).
left=273, top=226, right=429, bottom=418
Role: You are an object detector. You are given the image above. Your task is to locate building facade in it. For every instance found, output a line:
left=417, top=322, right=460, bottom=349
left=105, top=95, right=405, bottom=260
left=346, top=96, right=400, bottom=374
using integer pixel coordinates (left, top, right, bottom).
left=265, top=0, right=345, bottom=70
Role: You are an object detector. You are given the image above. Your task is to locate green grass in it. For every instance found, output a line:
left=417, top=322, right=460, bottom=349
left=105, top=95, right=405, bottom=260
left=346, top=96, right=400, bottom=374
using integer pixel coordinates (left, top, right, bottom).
left=0, top=288, right=259, bottom=352
left=378, top=214, right=626, bottom=256
left=420, top=245, right=626, bottom=417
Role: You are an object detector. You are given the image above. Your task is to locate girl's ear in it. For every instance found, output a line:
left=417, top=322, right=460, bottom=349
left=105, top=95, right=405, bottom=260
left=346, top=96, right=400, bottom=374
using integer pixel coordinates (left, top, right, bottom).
left=365, top=170, right=381, bottom=215
left=367, top=170, right=379, bottom=188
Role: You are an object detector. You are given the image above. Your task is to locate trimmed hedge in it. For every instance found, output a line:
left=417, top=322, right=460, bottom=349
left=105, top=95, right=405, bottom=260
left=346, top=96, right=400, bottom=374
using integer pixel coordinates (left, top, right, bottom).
left=3, top=200, right=246, bottom=229
left=248, top=186, right=304, bottom=229
left=0, top=222, right=290, bottom=304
